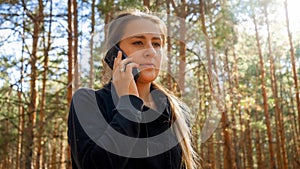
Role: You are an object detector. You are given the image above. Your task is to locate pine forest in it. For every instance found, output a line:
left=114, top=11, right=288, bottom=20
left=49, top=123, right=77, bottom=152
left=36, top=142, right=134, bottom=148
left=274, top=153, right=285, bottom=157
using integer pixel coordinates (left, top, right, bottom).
left=0, top=0, right=299, bottom=168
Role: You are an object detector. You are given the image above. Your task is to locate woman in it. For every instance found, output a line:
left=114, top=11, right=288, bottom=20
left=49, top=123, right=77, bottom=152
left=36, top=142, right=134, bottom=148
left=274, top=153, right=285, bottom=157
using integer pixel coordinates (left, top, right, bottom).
left=68, top=10, right=197, bottom=169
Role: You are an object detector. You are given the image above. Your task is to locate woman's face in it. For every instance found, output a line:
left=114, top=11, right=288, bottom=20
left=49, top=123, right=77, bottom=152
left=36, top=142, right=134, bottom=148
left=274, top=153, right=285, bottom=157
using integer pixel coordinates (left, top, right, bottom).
left=119, top=19, right=164, bottom=83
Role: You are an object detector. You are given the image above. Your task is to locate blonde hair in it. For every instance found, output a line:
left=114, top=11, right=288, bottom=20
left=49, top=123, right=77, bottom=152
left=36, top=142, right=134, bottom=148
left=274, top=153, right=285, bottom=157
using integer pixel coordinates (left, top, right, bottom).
left=152, top=82, right=198, bottom=169
left=102, top=10, right=198, bottom=169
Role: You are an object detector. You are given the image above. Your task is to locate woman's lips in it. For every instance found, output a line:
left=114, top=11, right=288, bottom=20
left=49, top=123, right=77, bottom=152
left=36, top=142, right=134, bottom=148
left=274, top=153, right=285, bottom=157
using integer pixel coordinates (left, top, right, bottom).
left=139, top=63, right=155, bottom=69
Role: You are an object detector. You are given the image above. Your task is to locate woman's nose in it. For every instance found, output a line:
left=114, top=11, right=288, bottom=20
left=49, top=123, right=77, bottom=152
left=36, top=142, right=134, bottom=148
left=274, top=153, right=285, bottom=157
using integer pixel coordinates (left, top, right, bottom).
left=143, top=44, right=156, bottom=57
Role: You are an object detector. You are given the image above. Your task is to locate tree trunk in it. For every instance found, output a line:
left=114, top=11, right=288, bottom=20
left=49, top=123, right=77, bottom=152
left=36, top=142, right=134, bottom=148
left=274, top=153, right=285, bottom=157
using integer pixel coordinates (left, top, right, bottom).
left=198, top=66, right=207, bottom=168
left=169, top=0, right=187, bottom=95
left=66, top=0, right=73, bottom=168
left=254, top=109, right=263, bottom=168
left=224, top=48, right=240, bottom=169
left=17, top=7, right=26, bottom=168
left=166, top=0, right=173, bottom=90
left=89, top=0, right=95, bottom=88
left=264, top=4, right=288, bottom=169
left=17, top=90, right=25, bottom=169
left=221, top=111, right=236, bottom=169
left=50, top=122, right=58, bottom=169
left=253, top=66, right=264, bottom=168
left=250, top=0, right=276, bottom=168
left=199, top=0, right=212, bottom=87
left=287, top=68, right=300, bottom=168
left=232, top=45, right=245, bottom=169
left=207, top=137, right=216, bottom=169
left=42, top=142, right=47, bottom=169
left=24, top=0, right=43, bottom=168
left=245, top=110, right=254, bottom=169
left=284, top=2, right=300, bottom=160
left=143, top=0, right=150, bottom=8
left=73, top=0, right=79, bottom=90
left=35, top=1, right=52, bottom=168
left=178, top=0, right=187, bottom=94
left=59, top=130, right=64, bottom=169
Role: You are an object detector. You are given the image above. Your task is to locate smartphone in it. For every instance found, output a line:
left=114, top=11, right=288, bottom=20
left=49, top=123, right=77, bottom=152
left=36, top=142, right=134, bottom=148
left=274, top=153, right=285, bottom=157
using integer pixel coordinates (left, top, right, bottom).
left=104, top=45, right=140, bottom=81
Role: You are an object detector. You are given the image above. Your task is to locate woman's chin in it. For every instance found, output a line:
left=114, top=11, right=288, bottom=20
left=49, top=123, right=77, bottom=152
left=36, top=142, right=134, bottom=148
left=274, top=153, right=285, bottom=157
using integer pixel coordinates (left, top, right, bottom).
left=137, top=70, right=158, bottom=83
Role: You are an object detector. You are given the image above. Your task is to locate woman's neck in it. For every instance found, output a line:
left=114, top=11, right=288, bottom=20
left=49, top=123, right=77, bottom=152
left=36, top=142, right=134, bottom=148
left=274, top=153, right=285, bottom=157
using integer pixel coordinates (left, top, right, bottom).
left=136, top=82, right=151, bottom=101
left=136, top=82, right=157, bottom=110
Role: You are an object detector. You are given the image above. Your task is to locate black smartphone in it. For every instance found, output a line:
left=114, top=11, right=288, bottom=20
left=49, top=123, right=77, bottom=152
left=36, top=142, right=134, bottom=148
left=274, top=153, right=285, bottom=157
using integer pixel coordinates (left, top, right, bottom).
left=104, top=45, right=140, bottom=81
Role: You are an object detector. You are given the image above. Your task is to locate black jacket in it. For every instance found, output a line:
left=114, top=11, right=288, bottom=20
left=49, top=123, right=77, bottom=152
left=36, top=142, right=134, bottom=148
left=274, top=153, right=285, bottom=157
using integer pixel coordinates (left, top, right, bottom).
left=68, top=83, right=184, bottom=169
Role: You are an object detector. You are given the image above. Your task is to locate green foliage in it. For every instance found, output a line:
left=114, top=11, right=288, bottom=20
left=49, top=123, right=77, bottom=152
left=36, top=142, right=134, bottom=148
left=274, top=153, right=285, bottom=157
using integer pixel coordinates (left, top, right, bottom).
left=98, top=0, right=144, bottom=16
left=0, top=0, right=299, bottom=168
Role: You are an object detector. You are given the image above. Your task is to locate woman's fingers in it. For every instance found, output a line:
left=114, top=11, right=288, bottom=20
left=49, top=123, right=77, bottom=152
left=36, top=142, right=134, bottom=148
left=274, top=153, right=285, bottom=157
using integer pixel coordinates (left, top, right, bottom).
left=113, top=51, right=122, bottom=71
left=123, top=62, right=139, bottom=73
left=111, top=51, right=139, bottom=97
left=112, top=51, right=136, bottom=73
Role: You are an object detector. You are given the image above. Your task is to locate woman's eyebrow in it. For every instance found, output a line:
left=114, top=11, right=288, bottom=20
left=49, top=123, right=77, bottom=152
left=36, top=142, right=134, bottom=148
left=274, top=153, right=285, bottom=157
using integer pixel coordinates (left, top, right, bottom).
left=152, top=37, right=162, bottom=41
left=130, top=35, right=145, bottom=39
left=129, top=35, right=162, bottom=40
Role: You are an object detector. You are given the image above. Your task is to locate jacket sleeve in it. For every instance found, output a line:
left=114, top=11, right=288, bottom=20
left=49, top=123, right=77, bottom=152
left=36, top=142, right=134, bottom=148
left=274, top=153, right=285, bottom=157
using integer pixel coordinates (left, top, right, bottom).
left=68, top=90, right=144, bottom=169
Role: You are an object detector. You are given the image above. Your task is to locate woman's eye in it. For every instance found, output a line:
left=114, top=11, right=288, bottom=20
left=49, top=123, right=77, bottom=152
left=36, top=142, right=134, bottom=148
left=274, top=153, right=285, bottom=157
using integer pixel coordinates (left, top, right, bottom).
left=132, top=41, right=143, bottom=45
left=153, top=42, right=161, bottom=47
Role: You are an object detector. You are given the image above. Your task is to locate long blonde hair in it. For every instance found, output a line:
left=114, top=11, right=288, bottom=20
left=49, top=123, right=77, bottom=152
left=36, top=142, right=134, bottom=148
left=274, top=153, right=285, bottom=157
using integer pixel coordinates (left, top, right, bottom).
left=102, top=9, right=198, bottom=169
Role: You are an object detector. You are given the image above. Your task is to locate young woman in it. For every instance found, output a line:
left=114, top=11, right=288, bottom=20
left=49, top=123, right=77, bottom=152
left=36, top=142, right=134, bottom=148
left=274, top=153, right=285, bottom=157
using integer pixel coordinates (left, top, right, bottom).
left=68, top=10, right=197, bottom=169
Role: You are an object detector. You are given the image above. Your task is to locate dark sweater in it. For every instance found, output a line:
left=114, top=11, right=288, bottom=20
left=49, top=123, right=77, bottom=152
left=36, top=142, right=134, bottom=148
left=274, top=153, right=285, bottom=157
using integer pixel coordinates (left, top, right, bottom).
left=68, top=83, right=184, bottom=169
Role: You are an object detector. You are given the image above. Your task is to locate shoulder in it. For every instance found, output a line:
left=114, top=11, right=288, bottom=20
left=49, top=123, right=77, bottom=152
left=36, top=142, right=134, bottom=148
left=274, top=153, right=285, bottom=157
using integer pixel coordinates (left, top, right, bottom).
left=94, top=83, right=118, bottom=108
left=71, top=85, right=112, bottom=107
left=94, top=83, right=118, bottom=122
left=71, top=83, right=114, bottom=119
left=95, top=83, right=112, bottom=99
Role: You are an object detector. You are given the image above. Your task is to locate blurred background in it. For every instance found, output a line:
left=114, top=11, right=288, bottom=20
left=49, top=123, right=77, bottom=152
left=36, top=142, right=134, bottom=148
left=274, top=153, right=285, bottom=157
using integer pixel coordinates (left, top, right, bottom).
left=0, top=0, right=299, bottom=168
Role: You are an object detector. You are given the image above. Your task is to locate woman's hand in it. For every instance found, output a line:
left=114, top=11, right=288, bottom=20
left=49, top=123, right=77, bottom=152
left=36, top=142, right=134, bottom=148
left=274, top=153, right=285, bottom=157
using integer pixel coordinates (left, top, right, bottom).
left=112, top=51, right=139, bottom=97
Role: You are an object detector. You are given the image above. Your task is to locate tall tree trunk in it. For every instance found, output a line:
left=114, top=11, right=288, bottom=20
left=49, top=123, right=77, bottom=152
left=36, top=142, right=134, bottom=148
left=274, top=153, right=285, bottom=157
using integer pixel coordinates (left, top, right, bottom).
left=67, top=0, right=73, bottom=107
left=24, top=0, right=43, bottom=168
left=284, top=1, right=300, bottom=156
left=287, top=68, right=300, bottom=168
left=254, top=67, right=264, bottom=168
left=250, top=1, right=276, bottom=168
left=36, top=1, right=52, bottom=168
left=232, top=44, right=246, bottom=169
left=89, top=0, right=95, bottom=88
left=17, top=90, right=25, bottom=169
left=169, top=0, right=187, bottom=95
left=17, top=6, right=26, bottom=168
left=103, top=0, right=112, bottom=41
left=234, top=47, right=246, bottom=169
left=73, top=0, right=79, bottom=90
left=254, top=109, right=263, bottom=168
left=66, top=0, right=73, bottom=168
left=198, top=66, right=208, bottom=168
left=199, top=0, right=212, bottom=85
left=178, top=0, right=187, bottom=94
left=207, top=137, right=215, bottom=169
left=208, top=15, right=221, bottom=169
left=42, top=142, right=47, bottom=169
left=245, top=110, right=254, bottom=169
left=263, top=4, right=288, bottom=169
left=166, top=0, right=173, bottom=90
left=50, top=122, right=58, bottom=169
left=224, top=48, right=240, bottom=169
left=143, top=0, right=150, bottom=8
left=2, top=89, right=12, bottom=169
left=59, top=129, right=64, bottom=169
left=221, top=111, right=236, bottom=169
